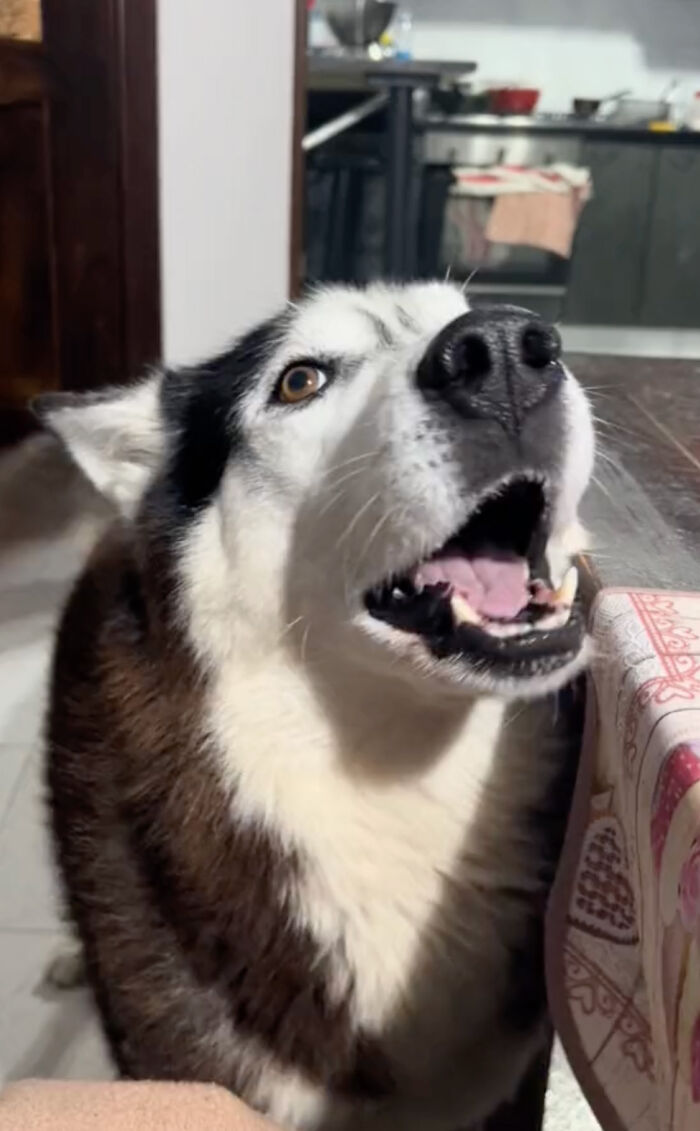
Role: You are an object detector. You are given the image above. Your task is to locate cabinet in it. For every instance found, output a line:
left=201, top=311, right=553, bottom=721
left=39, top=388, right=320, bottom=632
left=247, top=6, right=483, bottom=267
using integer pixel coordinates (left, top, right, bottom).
left=640, top=147, right=700, bottom=327
left=564, top=142, right=656, bottom=325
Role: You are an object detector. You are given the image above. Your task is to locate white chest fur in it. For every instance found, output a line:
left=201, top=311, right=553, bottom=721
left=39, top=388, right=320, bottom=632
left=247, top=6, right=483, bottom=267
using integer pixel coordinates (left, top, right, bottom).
left=206, top=650, right=555, bottom=1051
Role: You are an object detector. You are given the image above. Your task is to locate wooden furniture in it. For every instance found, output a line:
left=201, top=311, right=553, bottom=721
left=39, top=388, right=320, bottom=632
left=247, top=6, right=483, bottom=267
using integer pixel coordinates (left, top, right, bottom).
left=0, top=0, right=160, bottom=444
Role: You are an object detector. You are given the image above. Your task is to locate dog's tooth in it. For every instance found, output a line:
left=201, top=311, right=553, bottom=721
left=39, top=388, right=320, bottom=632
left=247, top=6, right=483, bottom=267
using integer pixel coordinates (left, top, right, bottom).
left=534, top=606, right=571, bottom=631
left=451, top=594, right=482, bottom=627
left=555, top=566, right=579, bottom=607
left=485, top=621, right=527, bottom=638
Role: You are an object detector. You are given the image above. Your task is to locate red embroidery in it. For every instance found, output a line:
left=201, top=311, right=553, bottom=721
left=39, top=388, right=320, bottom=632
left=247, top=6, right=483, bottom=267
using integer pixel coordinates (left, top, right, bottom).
left=621, top=594, right=700, bottom=773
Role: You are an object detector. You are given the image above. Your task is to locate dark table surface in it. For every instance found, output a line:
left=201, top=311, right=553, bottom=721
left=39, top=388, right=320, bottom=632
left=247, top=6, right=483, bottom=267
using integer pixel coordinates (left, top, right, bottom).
left=422, top=113, right=700, bottom=146
left=308, top=55, right=476, bottom=92
left=573, top=354, right=700, bottom=596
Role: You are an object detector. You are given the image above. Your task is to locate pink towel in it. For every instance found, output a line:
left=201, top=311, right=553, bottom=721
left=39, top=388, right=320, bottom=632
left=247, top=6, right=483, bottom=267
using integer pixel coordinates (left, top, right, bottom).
left=486, top=190, right=587, bottom=259
left=0, top=1080, right=281, bottom=1130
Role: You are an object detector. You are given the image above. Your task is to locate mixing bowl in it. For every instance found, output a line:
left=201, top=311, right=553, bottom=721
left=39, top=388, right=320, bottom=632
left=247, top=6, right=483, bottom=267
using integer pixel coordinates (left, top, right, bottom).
left=324, top=0, right=397, bottom=48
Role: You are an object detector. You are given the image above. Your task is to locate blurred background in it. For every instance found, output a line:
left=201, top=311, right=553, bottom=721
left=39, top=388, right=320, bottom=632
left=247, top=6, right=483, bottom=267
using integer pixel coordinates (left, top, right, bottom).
left=302, top=0, right=700, bottom=356
left=4, top=0, right=700, bottom=451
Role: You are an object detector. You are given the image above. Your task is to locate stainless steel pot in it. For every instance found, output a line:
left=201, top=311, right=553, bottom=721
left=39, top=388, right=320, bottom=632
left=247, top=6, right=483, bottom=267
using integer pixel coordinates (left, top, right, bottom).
left=323, top=0, right=397, bottom=48
left=607, top=98, right=670, bottom=124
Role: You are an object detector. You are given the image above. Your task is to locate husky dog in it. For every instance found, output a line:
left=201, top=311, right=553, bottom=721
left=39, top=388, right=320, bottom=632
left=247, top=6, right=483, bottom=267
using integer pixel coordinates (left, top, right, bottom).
left=39, top=283, right=594, bottom=1131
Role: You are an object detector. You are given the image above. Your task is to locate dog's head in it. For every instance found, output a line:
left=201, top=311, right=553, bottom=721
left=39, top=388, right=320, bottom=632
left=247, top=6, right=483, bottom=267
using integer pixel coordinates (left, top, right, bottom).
left=39, top=283, right=594, bottom=700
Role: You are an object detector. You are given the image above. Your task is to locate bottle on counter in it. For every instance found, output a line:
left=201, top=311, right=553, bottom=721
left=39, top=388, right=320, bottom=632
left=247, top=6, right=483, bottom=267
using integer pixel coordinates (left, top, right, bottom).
left=686, top=92, right=700, bottom=131
left=395, top=9, right=414, bottom=61
left=308, top=0, right=332, bottom=51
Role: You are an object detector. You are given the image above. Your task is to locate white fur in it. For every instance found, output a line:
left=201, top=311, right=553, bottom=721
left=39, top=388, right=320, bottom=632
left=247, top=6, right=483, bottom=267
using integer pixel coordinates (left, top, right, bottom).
left=45, top=283, right=594, bottom=1129
left=44, top=379, right=164, bottom=516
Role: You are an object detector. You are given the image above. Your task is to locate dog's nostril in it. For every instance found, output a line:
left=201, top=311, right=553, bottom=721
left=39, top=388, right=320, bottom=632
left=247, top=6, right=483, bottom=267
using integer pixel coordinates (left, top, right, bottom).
left=452, top=334, right=491, bottom=382
left=521, top=326, right=561, bottom=370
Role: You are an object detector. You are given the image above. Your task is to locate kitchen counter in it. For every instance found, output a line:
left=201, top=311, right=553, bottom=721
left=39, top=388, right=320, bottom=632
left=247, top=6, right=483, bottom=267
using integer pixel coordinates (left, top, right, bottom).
left=308, top=55, right=476, bottom=93
left=422, top=112, right=700, bottom=146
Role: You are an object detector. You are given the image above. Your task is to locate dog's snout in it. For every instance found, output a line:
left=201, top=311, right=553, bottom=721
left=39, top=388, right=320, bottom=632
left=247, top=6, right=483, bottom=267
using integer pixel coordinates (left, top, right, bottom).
left=416, top=305, right=563, bottom=434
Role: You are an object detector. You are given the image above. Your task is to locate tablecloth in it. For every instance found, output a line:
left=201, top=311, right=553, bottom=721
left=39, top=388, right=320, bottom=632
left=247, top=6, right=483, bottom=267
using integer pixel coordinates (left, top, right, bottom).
left=548, top=590, right=700, bottom=1131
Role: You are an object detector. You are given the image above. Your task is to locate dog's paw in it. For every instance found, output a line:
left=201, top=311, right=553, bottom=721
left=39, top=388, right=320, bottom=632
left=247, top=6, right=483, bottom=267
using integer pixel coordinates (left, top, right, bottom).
left=46, top=948, right=86, bottom=990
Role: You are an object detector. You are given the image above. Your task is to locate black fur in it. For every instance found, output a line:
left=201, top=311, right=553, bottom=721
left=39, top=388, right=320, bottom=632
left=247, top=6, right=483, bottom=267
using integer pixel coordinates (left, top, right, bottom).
left=160, top=314, right=287, bottom=516
left=501, top=678, right=585, bottom=1033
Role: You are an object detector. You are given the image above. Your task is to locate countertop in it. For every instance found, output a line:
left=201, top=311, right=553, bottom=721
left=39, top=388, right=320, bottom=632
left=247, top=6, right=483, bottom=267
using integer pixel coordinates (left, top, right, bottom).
left=308, top=55, right=476, bottom=92
left=422, top=112, right=700, bottom=145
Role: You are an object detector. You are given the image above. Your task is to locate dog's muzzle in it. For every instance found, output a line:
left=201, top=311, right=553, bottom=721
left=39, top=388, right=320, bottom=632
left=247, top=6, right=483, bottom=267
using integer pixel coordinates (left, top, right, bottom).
left=416, top=305, right=564, bottom=437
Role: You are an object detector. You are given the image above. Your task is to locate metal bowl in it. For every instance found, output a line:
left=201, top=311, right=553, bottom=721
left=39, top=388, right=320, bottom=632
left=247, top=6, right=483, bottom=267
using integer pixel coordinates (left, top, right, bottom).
left=324, top=0, right=397, bottom=48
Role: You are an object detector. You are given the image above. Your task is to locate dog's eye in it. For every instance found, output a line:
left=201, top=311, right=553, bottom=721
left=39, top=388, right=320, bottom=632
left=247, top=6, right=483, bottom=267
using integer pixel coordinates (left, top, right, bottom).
left=277, top=365, right=327, bottom=405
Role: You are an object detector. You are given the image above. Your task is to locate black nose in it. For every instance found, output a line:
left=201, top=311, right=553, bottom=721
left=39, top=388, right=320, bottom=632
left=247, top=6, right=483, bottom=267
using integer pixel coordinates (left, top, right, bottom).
left=416, top=305, right=564, bottom=435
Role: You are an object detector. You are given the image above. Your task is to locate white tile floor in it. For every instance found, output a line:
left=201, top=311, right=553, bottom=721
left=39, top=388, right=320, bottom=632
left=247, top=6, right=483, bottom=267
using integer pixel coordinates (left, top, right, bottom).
left=0, top=438, right=113, bottom=1086
left=0, top=437, right=599, bottom=1127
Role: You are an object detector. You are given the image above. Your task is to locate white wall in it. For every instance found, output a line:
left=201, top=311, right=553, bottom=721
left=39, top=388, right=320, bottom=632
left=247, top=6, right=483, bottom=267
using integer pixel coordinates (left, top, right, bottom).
left=410, top=0, right=700, bottom=113
left=157, top=0, right=296, bottom=365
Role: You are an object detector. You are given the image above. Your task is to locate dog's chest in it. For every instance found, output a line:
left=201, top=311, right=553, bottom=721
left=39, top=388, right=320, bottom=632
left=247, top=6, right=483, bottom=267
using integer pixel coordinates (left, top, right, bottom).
left=210, top=674, right=542, bottom=1036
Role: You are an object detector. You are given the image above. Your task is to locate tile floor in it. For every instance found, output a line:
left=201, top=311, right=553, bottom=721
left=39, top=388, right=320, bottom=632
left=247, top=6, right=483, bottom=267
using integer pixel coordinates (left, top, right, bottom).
left=0, top=436, right=599, bottom=1128
left=0, top=437, right=112, bottom=1086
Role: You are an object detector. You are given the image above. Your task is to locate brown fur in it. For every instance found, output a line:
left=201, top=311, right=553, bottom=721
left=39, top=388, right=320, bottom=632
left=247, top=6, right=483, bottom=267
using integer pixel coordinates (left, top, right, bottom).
left=46, top=525, right=393, bottom=1100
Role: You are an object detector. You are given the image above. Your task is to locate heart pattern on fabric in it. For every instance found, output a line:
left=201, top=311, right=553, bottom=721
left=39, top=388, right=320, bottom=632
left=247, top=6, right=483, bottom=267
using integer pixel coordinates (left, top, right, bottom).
left=568, top=815, right=639, bottom=945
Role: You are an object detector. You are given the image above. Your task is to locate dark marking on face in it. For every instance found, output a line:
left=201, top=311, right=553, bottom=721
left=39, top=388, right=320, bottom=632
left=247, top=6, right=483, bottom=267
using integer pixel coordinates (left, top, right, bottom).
left=160, top=313, right=288, bottom=517
left=395, top=306, right=419, bottom=334
left=361, top=309, right=395, bottom=349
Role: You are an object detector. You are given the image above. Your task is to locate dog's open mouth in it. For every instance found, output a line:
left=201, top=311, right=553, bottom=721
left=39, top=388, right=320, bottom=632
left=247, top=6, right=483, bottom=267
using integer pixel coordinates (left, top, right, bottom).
left=364, top=477, right=584, bottom=677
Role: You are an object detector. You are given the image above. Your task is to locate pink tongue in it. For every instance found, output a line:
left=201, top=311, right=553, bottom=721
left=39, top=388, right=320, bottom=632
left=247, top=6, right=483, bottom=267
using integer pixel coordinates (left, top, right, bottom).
left=414, top=553, right=529, bottom=619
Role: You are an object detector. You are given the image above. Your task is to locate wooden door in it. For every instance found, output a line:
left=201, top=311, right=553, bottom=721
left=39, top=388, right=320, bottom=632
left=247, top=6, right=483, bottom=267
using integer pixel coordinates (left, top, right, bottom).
left=0, top=0, right=160, bottom=443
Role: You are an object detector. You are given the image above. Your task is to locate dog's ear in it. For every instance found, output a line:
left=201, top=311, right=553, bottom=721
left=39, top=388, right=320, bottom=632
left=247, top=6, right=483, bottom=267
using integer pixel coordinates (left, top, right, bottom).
left=33, top=377, right=163, bottom=516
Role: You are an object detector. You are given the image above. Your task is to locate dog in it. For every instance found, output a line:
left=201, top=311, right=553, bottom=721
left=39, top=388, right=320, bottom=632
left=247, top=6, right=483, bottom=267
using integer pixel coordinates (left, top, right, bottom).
left=38, top=283, right=594, bottom=1130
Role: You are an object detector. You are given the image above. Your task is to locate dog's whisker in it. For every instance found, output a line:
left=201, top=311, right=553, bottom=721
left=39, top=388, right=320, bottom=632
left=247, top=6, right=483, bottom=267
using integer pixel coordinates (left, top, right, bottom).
left=317, top=484, right=356, bottom=519
left=322, top=466, right=369, bottom=495
left=337, top=493, right=381, bottom=550
left=590, top=473, right=617, bottom=507
left=595, top=450, right=629, bottom=479
left=592, top=416, right=641, bottom=440
left=276, top=615, right=305, bottom=645
left=350, top=504, right=406, bottom=592
left=323, top=451, right=379, bottom=477
left=461, top=266, right=479, bottom=295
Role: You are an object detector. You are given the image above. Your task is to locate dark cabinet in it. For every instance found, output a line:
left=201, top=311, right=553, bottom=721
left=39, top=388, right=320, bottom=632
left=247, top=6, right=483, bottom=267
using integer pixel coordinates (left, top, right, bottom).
left=640, top=147, right=700, bottom=328
left=564, top=142, right=656, bottom=325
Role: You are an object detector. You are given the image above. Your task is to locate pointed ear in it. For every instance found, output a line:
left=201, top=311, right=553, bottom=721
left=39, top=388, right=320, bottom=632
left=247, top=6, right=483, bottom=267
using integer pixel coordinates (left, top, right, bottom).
left=33, top=377, right=164, bottom=516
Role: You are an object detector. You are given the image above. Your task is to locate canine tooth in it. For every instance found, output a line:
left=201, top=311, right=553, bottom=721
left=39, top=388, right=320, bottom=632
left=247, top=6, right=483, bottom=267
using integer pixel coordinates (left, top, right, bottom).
left=555, top=566, right=579, bottom=607
left=451, top=594, right=482, bottom=626
left=534, top=606, right=572, bottom=631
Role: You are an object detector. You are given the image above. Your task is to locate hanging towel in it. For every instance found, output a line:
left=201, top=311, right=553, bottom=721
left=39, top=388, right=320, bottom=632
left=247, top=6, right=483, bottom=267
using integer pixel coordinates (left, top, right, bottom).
left=451, top=164, right=592, bottom=259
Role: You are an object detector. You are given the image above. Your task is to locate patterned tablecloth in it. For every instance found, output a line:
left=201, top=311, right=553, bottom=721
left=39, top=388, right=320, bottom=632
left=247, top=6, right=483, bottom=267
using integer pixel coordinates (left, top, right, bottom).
left=548, top=590, right=700, bottom=1131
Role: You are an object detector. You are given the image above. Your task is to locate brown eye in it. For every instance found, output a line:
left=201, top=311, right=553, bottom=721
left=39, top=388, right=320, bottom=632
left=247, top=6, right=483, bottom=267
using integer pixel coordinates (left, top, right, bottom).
left=278, top=365, right=327, bottom=405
